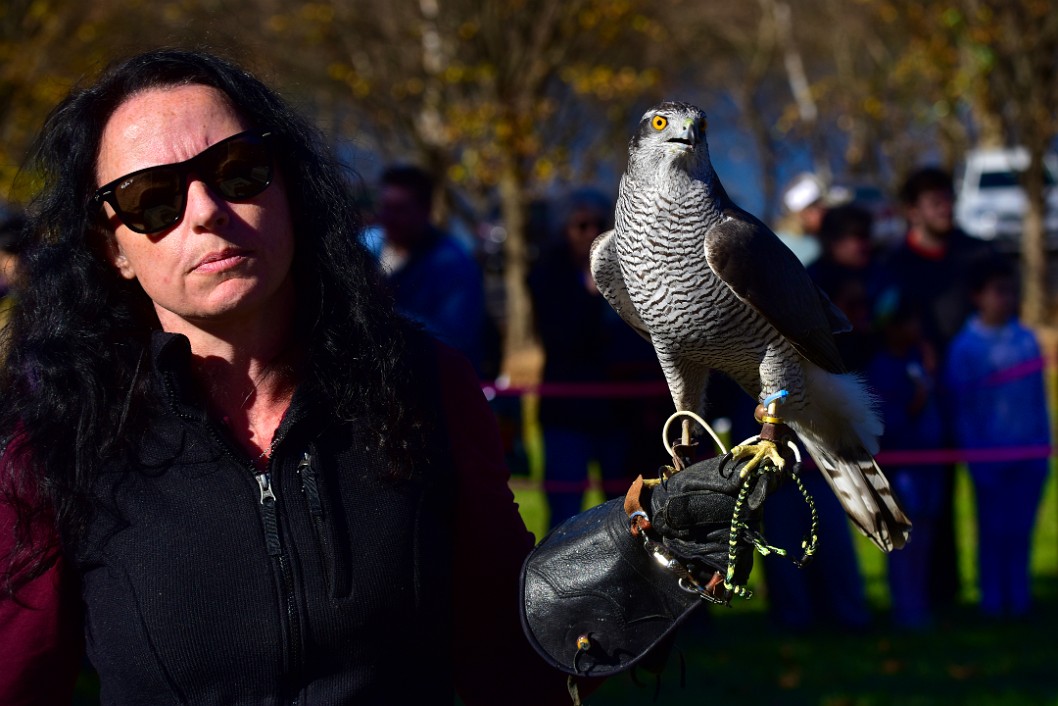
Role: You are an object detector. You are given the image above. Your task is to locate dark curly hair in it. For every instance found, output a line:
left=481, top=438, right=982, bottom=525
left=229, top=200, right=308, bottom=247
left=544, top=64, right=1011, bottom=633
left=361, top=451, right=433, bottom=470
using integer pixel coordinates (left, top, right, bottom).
left=0, top=48, right=424, bottom=596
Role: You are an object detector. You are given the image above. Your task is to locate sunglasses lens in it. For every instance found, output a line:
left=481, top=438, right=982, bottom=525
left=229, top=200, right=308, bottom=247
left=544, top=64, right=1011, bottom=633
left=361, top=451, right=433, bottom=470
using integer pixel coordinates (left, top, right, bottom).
left=112, top=169, right=185, bottom=234
left=95, top=131, right=274, bottom=235
left=207, top=136, right=273, bottom=201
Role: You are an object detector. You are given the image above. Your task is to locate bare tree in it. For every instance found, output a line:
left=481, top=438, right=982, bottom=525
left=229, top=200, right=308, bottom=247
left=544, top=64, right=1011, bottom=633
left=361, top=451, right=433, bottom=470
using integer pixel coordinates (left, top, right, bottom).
left=265, top=0, right=666, bottom=364
left=5, top=0, right=1052, bottom=330
left=957, top=0, right=1058, bottom=325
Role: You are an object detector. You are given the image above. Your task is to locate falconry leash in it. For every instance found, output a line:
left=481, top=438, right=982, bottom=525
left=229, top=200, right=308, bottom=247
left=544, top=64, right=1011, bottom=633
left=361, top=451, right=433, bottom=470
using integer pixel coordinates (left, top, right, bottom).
left=635, top=391, right=820, bottom=603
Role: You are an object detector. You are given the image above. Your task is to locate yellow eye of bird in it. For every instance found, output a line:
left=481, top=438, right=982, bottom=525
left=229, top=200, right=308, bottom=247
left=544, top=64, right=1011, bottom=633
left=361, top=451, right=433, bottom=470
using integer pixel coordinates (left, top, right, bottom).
left=652, top=115, right=668, bottom=131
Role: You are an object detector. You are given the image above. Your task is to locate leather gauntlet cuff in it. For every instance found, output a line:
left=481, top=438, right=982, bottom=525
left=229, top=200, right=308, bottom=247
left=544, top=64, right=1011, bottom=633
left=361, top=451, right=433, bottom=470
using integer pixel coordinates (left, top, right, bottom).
left=519, top=496, right=702, bottom=677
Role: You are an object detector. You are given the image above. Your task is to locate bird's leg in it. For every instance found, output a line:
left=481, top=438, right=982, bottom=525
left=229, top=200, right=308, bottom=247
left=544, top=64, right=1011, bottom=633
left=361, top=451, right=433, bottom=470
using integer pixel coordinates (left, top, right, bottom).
left=668, top=417, right=699, bottom=472
left=729, top=390, right=791, bottom=478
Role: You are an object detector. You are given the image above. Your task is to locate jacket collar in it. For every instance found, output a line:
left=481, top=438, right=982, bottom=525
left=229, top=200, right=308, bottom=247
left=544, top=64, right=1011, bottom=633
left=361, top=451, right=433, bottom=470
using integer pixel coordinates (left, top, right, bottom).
left=148, top=330, right=326, bottom=451
left=149, top=331, right=202, bottom=417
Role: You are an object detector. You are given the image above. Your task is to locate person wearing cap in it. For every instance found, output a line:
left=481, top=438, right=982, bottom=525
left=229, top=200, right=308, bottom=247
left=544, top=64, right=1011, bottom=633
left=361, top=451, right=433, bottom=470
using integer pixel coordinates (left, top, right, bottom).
left=773, top=172, right=827, bottom=265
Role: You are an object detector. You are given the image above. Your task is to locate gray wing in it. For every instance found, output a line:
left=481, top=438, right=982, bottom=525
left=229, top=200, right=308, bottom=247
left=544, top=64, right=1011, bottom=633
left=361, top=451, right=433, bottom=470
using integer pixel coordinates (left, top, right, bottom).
left=589, top=229, right=651, bottom=342
left=704, top=208, right=849, bottom=374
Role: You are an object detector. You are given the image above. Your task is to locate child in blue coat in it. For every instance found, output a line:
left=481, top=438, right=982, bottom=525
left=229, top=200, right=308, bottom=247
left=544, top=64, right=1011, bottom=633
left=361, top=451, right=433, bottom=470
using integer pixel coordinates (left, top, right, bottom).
left=946, top=257, right=1052, bottom=618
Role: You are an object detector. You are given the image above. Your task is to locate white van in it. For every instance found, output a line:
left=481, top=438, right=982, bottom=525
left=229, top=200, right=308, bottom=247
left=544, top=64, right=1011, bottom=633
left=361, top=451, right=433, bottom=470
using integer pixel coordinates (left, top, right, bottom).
left=954, top=147, right=1058, bottom=250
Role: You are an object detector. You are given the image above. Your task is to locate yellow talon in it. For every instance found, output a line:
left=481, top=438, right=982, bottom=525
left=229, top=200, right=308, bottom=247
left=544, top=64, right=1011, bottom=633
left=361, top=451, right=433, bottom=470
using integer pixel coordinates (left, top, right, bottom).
left=728, top=439, right=786, bottom=478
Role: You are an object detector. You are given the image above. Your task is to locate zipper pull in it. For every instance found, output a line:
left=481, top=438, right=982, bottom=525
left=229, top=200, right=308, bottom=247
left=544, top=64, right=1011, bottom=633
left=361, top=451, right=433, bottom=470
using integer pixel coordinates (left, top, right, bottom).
left=255, top=472, right=282, bottom=557
left=298, top=451, right=324, bottom=518
left=256, top=472, right=277, bottom=504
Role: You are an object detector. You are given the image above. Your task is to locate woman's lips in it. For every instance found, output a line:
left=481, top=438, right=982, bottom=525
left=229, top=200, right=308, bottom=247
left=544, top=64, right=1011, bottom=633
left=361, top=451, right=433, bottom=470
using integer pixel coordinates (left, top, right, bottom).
left=192, top=248, right=252, bottom=273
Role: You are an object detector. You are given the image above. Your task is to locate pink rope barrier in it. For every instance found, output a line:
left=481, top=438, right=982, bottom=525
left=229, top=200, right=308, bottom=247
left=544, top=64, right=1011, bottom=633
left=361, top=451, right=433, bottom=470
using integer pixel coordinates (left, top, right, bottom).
left=487, top=363, right=1056, bottom=493
left=511, top=445, right=1056, bottom=495
left=980, top=356, right=1046, bottom=387
left=876, top=445, right=1054, bottom=465
left=482, top=380, right=670, bottom=400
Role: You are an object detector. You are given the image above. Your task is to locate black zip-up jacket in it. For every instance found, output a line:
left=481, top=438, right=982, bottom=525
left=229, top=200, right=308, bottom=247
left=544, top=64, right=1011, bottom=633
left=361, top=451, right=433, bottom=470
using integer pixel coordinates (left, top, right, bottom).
left=61, top=331, right=568, bottom=705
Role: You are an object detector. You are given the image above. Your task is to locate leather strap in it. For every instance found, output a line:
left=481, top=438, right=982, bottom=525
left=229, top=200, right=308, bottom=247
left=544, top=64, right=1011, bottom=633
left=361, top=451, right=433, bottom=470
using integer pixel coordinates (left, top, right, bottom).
left=623, top=474, right=728, bottom=603
left=623, top=475, right=652, bottom=537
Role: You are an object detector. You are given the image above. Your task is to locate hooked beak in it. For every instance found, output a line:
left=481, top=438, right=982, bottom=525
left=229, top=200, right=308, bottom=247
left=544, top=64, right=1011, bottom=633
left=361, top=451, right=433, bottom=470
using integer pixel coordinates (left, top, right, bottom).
left=666, top=119, right=700, bottom=148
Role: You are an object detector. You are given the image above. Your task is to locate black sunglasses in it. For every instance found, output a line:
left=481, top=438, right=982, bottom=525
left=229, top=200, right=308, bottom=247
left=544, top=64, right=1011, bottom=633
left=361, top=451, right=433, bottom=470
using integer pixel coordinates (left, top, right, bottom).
left=91, top=130, right=275, bottom=235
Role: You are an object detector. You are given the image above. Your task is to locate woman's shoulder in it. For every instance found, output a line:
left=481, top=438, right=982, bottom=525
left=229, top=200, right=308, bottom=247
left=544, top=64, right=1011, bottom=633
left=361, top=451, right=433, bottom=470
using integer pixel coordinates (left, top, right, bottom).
left=434, top=339, right=485, bottom=409
left=395, top=333, right=491, bottom=446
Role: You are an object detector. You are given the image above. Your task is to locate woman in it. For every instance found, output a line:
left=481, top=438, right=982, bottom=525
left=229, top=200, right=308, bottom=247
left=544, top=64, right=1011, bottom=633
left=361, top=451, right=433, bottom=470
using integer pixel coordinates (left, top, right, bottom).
left=0, top=49, right=569, bottom=705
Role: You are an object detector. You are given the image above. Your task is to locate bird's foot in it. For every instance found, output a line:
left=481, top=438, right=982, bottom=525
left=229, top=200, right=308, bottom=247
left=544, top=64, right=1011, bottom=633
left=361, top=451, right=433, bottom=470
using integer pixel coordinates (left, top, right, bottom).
left=728, top=438, right=786, bottom=478
left=728, top=389, right=795, bottom=478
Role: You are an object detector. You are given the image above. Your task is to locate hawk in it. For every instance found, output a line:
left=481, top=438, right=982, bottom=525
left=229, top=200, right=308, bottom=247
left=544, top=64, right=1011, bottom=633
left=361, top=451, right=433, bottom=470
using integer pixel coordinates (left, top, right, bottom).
left=591, top=101, right=910, bottom=552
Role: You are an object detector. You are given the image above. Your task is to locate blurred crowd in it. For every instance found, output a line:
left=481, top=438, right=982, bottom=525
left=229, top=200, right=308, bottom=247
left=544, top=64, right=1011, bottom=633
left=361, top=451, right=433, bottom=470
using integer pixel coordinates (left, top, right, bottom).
left=0, top=160, right=1051, bottom=634
left=354, top=162, right=1052, bottom=634
left=754, top=166, right=1052, bottom=632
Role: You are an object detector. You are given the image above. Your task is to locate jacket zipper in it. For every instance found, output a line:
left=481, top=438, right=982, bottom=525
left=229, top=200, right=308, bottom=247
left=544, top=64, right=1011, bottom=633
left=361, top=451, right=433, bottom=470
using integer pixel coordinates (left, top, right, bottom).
left=256, top=472, right=302, bottom=706
left=162, top=371, right=302, bottom=705
left=298, top=449, right=341, bottom=597
left=298, top=451, right=323, bottom=519
left=255, top=473, right=281, bottom=555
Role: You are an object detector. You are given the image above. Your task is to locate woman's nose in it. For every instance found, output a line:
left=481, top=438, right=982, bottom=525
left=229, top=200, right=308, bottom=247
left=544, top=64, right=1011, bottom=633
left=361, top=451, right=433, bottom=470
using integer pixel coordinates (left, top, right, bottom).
left=184, top=178, right=231, bottom=231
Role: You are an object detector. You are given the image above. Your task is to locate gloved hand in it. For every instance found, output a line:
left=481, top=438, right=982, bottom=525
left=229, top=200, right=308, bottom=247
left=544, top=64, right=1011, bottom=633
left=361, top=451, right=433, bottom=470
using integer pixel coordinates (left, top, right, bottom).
left=521, top=454, right=779, bottom=679
left=627, top=453, right=775, bottom=597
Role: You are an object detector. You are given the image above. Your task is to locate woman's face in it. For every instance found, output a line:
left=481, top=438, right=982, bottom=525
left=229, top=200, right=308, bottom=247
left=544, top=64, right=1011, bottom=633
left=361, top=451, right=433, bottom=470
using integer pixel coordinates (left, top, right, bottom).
left=96, top=84, right=295, bottom=332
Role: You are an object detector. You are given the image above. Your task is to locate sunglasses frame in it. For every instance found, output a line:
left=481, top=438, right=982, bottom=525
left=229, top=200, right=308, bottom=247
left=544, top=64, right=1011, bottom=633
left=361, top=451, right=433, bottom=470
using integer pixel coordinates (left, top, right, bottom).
left=91, top=130, right=275, bottom=235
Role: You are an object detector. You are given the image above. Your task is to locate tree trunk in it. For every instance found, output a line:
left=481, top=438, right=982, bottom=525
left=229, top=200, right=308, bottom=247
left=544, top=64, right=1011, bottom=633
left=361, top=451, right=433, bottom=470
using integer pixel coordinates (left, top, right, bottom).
left=1020, top=148, right=1048, bottom=326
left=497, top=156, right=536, bottom=366
left=767, top=0, right=829, bottom=183
left=741, top=88, right=779, bottom=226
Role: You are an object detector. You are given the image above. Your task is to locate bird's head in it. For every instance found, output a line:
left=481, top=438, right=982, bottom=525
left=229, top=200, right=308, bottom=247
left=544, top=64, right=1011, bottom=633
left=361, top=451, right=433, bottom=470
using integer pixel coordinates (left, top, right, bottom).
left=627, top=101, right=712, bottom=179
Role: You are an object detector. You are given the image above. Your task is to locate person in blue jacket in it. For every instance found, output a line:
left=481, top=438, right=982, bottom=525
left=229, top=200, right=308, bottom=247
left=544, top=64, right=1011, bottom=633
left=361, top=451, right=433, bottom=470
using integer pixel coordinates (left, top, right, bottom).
left=375, top=164, right=488, bottom=374
left=945, top=256, right=1052, bottom=619
left=866, top=289, right=946, bottom=628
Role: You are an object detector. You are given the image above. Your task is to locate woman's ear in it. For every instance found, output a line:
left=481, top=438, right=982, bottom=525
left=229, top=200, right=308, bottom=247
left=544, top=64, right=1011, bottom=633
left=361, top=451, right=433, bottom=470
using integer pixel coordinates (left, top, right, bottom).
left=104, top=234, right=136, bottom=280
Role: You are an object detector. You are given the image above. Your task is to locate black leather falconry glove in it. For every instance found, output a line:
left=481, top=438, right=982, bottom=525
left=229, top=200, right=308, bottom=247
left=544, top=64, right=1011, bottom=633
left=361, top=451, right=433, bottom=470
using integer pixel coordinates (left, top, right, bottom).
left=520, top=453, right=772, bottom=679
left=646, top=452, right=771, bottom=593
